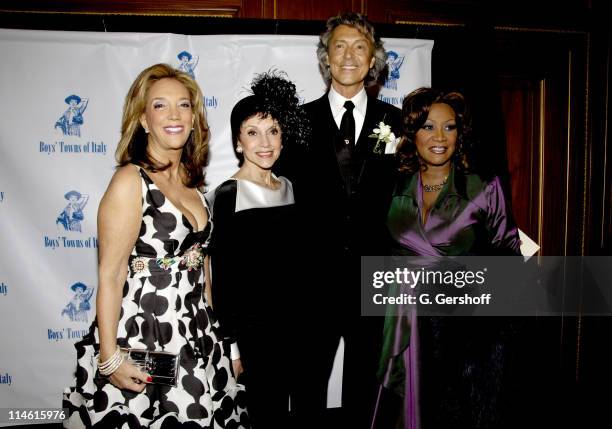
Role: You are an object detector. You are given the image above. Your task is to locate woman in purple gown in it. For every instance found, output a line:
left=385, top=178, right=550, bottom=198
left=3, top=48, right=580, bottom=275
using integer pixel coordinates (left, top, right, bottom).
left=373, top=88, right=521, bottom=429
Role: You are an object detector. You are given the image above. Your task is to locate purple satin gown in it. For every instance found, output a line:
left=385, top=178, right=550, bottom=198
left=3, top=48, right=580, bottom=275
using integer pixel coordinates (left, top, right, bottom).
left=372, top=166, right=521, bottom=429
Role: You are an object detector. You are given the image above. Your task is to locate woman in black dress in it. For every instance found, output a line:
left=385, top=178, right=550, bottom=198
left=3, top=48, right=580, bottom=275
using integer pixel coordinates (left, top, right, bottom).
left=206, top=71, right=310, bottom=428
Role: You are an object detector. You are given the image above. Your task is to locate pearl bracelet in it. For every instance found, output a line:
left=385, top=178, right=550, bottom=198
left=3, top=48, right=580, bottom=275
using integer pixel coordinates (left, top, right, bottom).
left=98, top=346, right=125, bottom=376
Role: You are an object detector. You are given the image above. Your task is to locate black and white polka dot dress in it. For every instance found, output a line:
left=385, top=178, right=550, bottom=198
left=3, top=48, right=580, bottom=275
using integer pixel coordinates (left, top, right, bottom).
left=63, top=168, right=249, bottom=428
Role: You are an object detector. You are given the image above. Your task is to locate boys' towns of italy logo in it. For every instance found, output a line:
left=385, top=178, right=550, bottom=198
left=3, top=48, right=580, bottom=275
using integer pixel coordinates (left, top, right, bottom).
left=56, top=190, right=89, bottom=233
left=45, top=191, right=98, bottom=250
left=384, top=50, right=405, bottom=91
left=177, top=50, right=199, bottom=79
left=175, top=50, right=220, bottom=109
left=55, top=94, right=88, bottom=137
left=48, top=281, right=92, bottom=342
left=61, top=282, right=94, bottom=323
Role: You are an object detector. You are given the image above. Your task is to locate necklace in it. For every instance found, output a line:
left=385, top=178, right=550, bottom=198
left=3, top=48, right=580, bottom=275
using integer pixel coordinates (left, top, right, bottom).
left=422, top=176, right=447, bottom=192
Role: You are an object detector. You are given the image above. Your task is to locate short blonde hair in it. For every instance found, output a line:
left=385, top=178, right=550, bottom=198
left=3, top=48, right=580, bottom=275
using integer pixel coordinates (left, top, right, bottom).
left=116, top=63, right=208, bottom=188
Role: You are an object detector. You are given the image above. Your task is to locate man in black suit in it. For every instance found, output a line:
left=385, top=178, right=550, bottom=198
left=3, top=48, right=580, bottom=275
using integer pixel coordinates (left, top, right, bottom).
left=277, top=12, right=402, bottom=428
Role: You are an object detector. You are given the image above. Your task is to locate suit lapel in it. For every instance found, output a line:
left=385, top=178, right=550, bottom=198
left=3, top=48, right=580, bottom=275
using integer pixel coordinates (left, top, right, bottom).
left=357, top=97, right=376, bottom=149
left=358, top=96, right=389, bottom=153
left=354, top=96, right=383, bottom=184
left=312, top=95, right=351, bottom=189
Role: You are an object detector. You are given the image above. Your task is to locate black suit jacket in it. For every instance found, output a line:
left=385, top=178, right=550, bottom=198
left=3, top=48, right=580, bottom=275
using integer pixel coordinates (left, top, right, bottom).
left=277, top=92, right=402, bottom=258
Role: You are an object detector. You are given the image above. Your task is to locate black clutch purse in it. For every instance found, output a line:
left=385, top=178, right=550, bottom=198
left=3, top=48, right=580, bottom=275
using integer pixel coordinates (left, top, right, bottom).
left=122, top=348, right=180, bottom=387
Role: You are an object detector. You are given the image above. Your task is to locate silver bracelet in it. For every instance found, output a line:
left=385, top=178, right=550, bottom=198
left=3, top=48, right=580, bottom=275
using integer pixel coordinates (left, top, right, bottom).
left=98, top=346, right=125, bottom=376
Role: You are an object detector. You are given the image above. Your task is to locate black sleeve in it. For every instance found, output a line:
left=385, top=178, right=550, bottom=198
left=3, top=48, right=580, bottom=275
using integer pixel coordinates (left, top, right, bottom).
left=207, top=180, right=240, bottom=341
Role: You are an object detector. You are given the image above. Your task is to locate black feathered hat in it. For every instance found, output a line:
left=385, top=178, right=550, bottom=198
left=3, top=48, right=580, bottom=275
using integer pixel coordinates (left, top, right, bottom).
left=230, top=70, right=310, bottom=160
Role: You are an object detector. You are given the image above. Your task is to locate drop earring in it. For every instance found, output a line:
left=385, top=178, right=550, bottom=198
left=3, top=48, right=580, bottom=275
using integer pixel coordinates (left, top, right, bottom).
left=236, top=146, right=243, bottom=153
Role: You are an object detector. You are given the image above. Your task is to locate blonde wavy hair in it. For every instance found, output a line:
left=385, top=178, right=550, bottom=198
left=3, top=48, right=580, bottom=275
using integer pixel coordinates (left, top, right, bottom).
left=115, top=63, right=208, bottom=188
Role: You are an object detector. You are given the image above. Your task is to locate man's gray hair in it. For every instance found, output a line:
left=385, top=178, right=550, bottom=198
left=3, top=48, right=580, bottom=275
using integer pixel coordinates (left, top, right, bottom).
left=316, top=12, right=387, bottom=86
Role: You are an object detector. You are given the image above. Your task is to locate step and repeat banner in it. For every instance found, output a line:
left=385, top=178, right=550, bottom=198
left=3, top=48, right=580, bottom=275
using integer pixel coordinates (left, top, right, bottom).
left=0, top=28, right=432, bottom=417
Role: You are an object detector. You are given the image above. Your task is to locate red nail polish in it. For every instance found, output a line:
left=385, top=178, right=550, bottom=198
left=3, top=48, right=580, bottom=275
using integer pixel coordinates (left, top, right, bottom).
left=147, top=376, right=153, bottom=382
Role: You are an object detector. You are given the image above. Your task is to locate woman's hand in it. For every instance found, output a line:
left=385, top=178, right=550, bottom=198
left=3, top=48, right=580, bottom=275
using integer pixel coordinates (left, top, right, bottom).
left=232, top=358, right=244, bottom=380
left=108, top=360, right=151, bottom=393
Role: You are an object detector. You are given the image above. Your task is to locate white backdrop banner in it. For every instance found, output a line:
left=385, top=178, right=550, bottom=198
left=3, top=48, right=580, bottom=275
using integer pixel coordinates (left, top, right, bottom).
left=0, top=28, right=432, bottom=419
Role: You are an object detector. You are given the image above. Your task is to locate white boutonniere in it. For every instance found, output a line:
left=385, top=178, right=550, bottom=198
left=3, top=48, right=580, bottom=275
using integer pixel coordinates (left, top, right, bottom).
left=369, top=121, right=399, bottom=154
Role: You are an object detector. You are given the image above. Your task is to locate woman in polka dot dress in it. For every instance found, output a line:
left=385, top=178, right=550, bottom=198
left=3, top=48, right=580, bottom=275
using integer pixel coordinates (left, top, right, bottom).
left=63, top=64, right=248, bottom=428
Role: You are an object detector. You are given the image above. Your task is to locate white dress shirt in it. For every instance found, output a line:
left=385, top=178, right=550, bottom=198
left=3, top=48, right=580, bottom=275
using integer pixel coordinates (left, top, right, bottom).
left=328, top=86, right=368, bottom=145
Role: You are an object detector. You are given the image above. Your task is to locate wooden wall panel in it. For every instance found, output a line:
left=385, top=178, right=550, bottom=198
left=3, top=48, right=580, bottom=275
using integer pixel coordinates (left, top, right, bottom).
left=365, top=0, right=593, bottom=27
left=239, top=0, right=266, bottom=19
left=585, top=30, right=611, bottom=254
left=0, top=0, right=599, bottom=24
left=499, top=78, right=540, bottom=244
left=0, top=1, right=243, bottom=17
left=274, top=0, right=359, bottom=20
left=367, top=0, right=473, bottom=25
left=605, top=36, right=612, bottom=253
left=0, top=0, right=362, bottom=20
left=494, top=30, right=588, bottom=256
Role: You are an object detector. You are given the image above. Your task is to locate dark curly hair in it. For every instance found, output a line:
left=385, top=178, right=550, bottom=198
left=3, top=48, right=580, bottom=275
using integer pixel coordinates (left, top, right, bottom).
left=397, top=87, right=473, bottom=175
left=230, top=70, right=311, bottom=165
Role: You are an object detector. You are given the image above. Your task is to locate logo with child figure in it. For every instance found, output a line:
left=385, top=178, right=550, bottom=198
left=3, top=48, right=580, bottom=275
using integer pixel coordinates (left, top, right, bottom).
left=54, top=94, right=89, bottom=137
left=56, top=190, right=89, bottom=233
left=384, top=50, right=405, bottom=91
left=61, top=282, right=94, bottom=323
left=177, top=50, right=199, bottom=79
